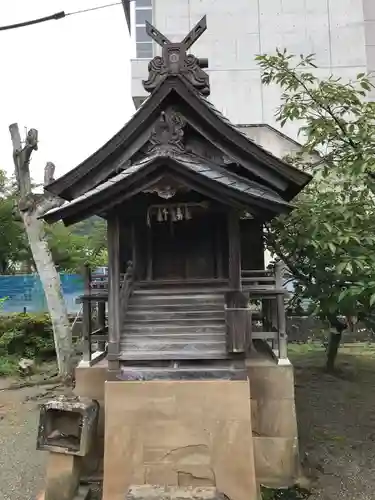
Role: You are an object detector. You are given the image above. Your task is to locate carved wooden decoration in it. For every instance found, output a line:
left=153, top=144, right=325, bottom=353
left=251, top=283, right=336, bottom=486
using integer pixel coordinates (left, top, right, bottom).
left=143, top=16, right=210, bottom=96
left=148, top=108, right=186, bottom=153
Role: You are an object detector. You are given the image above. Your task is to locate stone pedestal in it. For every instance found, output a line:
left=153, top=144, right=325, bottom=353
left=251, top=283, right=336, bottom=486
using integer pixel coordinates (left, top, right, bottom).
left=37, top=395, right=99, bottom=500
left=74, top=362, right=107, bottom=477
left=102, top=380, right=258, bottom=500
left=44, top=453, right=82, bottom=500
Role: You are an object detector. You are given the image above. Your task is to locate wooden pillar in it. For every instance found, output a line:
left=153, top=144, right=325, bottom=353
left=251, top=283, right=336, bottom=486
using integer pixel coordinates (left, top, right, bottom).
left=82, top=265, right=92, bottom=363
left=131, top=222, right=137, bottom=281
left=97, top=302, right=106, bottom=352
left=215, top=220, right=223, bottom=279
left=146, top=224, right=153, bottom=281
left=107, top=215, right=121, bottom=371
left=228, top=209, right=242, bottom=290
left=275, top=261, right=287, bottom=359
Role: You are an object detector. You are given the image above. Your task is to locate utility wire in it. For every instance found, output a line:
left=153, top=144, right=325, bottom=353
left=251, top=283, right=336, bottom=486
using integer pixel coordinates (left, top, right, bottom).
left=66, top=2, right=122, bottom=17
left=0, top=2, right=122, bottom=32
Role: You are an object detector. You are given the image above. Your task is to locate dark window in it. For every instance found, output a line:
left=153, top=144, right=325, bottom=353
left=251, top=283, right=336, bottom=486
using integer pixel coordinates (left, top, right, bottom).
left=136, top=42, right=153, bottom=59
left=136, top=0, right=152, bottom=6
left=136, top=8, right=152, bottom=25
left=136, top=26, right=151, bottom=42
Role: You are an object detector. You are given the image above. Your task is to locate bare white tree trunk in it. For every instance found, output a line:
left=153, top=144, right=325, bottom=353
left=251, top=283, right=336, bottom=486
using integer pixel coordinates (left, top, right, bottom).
left=9, top=123, right=73, bottom=381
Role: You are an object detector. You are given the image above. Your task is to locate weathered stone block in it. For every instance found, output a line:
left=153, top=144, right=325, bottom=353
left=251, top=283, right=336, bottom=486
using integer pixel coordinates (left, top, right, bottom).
left=37, top=396, right=99, bottom=456
left=252, top=399, right=298, bottom=438
left=253, top=437, right=299, bottom=486
left=247, top=364, right=295, bottom=401
left=44, top=453, right=81, bottom=500
left=126, top=486, right=226, bottom=500
left=103, top=380, right=258, bottom=500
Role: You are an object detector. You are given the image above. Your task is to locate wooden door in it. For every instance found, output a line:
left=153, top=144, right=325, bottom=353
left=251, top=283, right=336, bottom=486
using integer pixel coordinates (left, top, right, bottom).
left=152, top=216, right=216, bottom=280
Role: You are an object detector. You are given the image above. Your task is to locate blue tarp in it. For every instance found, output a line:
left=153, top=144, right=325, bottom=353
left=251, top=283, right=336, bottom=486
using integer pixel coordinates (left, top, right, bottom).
left=0, top=274, right=84, bottom=314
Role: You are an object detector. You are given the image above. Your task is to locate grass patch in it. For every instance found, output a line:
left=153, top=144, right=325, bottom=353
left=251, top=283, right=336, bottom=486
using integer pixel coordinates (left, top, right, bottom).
left=261, top=486, right=310, bottom=499
left=0, top=356, right=19, bottom=376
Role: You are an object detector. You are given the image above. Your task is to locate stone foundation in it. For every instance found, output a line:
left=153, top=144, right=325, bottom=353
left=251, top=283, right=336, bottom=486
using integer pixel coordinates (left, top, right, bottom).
left=102, top=380, right=258, bottom=500
left=73, top=357, right=300, bottom=493
left=247, top=358, right=299, bottom=487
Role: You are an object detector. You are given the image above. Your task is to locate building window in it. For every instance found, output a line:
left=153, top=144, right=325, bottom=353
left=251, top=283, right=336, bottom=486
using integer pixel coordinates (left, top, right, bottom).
left=135, top=0, right=153, bottom=59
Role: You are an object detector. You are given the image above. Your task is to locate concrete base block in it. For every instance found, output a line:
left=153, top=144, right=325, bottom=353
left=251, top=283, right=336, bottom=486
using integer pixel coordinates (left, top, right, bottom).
left=102, top=380, right=258, bottom=500
left=247, top=359, right=300, bottom=487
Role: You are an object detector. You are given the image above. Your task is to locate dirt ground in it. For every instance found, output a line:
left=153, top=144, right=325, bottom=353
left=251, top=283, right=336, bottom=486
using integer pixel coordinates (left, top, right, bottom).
left=1, top=345, right=375, bottom=499
left=290, top=343, right=375, bottom=499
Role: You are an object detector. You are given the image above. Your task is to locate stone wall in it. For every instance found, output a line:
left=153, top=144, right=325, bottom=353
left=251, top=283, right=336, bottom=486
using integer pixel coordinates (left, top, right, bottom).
left=287, top=316, right=375, bottom=343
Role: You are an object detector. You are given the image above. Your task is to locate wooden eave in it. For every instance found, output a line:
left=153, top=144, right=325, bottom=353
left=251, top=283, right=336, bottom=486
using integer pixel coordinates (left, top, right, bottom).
left=45, top=76, right=311, bottom=202
left=43, top=151, right=292, bottom=226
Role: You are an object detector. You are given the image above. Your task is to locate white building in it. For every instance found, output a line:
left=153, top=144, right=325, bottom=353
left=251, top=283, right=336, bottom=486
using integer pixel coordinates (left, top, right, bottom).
left=125, top=0, right=375, bottom=143
left=121, top=0, right=373, bottom=267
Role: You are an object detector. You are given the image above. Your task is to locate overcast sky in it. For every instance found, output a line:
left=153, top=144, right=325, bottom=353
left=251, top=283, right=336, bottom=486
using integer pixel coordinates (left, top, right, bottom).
left=0, top=0, right=134, bottom=183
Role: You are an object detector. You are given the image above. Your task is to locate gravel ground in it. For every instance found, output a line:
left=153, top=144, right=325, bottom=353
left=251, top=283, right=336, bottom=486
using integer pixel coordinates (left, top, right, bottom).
left=0, top=385, right=47, bottom=500
left=292, top=345, right=375, bottom=500
left=1, top=346, right=375, bottom=500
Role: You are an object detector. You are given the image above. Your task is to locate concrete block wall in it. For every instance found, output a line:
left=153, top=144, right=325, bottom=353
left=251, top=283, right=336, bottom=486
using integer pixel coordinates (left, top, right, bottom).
left=131, top=0, right=371, bottom=142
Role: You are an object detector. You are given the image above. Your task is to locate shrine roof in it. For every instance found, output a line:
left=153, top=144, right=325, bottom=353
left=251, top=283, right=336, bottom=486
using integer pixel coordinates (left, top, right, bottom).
left=43, top=150, right=292, bottom=226
left=44, top=16, right=311, bottom=204
left=45, top=75, right=310, bottom=203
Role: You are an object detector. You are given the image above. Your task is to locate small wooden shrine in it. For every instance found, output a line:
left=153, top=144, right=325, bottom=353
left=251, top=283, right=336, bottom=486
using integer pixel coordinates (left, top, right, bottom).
left=38, top=17, right=314, bottom=500
left=43, top=16, right=311, bottom=377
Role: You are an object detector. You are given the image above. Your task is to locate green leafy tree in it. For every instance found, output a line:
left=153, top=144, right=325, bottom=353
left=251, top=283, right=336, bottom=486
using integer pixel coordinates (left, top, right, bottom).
left=256, top=50, right=375, bottom=371
left=46, top=217, right=107, bottom=272
left=0, top=170, right=31, bottom=273
left=0, top=169, right=107, bottom=275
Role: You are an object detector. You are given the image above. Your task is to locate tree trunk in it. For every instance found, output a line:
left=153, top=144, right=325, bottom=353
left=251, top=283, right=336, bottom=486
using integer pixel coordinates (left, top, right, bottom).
left=9, top=124, right=73, bottom=382
left=22, top=212, right=72, bottom=379
left=326, top=315, right=347, bottom=372
left=326, top=329, right=342, bottom=372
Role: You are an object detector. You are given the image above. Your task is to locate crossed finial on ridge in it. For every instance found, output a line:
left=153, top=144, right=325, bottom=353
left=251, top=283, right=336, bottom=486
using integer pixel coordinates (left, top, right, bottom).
left=145, top=15, right=207, bottom=51
left=142, top=16, right=210, bottom=96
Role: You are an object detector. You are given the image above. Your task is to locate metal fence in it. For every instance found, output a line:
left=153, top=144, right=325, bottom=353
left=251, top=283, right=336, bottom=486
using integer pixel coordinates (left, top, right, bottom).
left=0, top=274, right=84, bottom=314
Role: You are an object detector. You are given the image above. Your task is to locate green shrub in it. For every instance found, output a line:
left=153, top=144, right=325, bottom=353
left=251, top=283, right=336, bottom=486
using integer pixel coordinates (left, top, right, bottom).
left=0, top=313, right=55, bottom=360
left=0, top=356, right=19, bottom=376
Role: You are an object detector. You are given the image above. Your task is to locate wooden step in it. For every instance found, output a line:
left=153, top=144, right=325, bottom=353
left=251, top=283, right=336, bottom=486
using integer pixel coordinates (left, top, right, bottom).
left=132, top=288, right=226, bottom=297
left=121, top=287, right=228, bottom=362
left=123, top=332, right=226, bottom=341
left=125, top=310, right=225, bottom=321
left=129, top=294, right=224, bottom=306
left=124, top=318, right=225, bottom=328
left=127, top=302, right=224, bottom=311
left=120, top=339, right=226, bottom=351
left=119, top=350, right=227, bottom=361
left=123, top=323, right=225, bottom=334
left=136, top=280, right=228, bottom=289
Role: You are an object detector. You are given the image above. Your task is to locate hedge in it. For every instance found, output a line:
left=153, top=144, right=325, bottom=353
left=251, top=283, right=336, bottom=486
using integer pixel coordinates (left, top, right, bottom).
left=0, top=313, right=55, bottom=360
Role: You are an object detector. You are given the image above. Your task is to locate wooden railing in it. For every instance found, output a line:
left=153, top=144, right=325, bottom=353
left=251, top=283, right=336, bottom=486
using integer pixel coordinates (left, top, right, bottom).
left=240, top=262, right=288, bottom=359
left=78, top=262, right=288, bottom=364
left=120, top=261, right=134, bottom=323
left=225, top=290, right=252, bottom=354
left=78, top=262, right=134, bottom=366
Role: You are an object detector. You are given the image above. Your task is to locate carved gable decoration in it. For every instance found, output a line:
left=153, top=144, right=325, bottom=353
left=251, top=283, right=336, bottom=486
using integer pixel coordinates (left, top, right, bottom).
left=143, top=16, right=210, bottom=96
left=147, top=108, right=186, bottom=154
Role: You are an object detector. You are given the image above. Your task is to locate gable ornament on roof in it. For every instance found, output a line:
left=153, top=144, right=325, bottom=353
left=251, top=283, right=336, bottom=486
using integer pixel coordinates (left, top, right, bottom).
left=143, top=16, right=210, bottom=96
left=147, top=108, right=186, bottom=154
